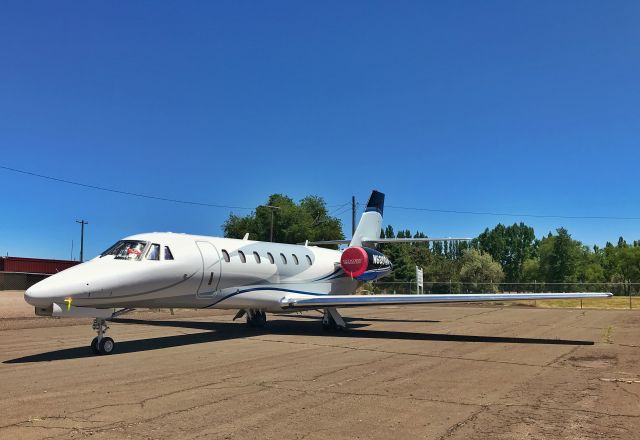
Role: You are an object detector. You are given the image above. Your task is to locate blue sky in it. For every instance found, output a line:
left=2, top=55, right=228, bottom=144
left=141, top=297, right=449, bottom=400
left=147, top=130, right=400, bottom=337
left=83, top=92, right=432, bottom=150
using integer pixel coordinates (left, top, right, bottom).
left=1, top=1, right=639, bottom=260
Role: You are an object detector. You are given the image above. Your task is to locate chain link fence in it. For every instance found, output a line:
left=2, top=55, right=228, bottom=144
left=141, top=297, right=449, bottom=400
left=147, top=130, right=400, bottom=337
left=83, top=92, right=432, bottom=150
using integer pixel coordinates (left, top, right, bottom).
left=0, top=272, right=49, bottom=291
left=363, top=281, right=639, bottom=309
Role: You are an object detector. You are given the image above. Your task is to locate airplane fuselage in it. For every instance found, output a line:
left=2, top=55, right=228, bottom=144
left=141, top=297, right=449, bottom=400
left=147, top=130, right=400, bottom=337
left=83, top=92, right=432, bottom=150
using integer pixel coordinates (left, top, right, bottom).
left=25, top=232, right=358, bottom=312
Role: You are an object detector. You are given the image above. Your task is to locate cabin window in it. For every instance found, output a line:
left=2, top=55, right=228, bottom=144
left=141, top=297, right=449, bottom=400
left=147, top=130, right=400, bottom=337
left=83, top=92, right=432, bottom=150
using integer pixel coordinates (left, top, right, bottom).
left=280, top=253, right=287, bottom=264
left=164, top=246, right=174, bottom=260
left=267, top=252, right=274, bottom=264
left=238, top=250, right=246, bottom=263
left=292, top=254, right=299, bottom=265
left=147, top=244, right=160, bottom=260
left=222, top=250, right=230, bottom=262
left=253, top=252, right=261, bottom=263
left=306, top=255, right=312, bottom=265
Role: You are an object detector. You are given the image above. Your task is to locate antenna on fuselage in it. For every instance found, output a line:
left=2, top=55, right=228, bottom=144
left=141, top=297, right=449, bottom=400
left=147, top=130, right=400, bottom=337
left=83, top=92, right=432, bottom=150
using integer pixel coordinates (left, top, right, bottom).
left=242, top=233, right=249, bottom=240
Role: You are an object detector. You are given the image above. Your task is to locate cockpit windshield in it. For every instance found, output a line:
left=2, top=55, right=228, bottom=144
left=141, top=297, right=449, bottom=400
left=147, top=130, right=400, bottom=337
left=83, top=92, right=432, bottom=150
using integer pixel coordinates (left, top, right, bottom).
left=100, top=240, right=148, bottom=261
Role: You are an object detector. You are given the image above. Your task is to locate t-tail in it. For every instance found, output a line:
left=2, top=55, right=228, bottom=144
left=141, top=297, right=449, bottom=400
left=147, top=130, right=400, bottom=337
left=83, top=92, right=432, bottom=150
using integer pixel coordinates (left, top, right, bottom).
left=350, top=190, right=385, bottom=247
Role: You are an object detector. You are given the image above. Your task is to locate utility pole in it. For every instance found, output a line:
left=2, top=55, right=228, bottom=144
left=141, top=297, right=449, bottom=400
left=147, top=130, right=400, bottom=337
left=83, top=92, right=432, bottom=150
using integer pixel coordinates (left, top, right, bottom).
left=351, top=196, right=356, bottom=237
left=76, top=220, right=88, bottom=262
left=261, top=206, right=280, bottom=242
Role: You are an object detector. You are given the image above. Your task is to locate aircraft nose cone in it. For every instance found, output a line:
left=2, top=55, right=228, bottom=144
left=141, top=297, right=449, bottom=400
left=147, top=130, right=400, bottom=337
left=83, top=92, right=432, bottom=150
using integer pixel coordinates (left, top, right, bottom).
left=24, top=277, right=65, bottom=307
left=24, top=283, right=50, bottom=307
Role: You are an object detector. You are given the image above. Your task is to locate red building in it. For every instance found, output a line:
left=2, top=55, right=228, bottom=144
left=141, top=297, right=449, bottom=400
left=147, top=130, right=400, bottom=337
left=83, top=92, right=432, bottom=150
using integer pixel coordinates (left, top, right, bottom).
left=0, top=256, right=79, bottom=275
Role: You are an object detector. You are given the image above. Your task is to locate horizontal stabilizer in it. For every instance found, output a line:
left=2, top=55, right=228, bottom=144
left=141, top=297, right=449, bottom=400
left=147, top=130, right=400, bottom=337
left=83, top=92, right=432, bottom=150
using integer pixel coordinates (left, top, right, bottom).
left=281, top=292, right=612, bottom=309
left=305, top=237, right=471, bottom=246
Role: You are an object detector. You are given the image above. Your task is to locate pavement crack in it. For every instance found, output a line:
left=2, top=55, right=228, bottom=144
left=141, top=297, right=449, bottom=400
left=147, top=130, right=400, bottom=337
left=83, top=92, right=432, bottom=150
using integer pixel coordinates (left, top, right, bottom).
left=437, top=406, right=488, bottom=439
left=497, top=402, right=640, bottom=419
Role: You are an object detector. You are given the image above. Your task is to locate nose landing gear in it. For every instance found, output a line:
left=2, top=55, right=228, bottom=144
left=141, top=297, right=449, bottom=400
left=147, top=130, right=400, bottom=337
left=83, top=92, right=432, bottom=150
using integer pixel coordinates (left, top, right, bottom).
left=90, top=318, right=115, bottom=355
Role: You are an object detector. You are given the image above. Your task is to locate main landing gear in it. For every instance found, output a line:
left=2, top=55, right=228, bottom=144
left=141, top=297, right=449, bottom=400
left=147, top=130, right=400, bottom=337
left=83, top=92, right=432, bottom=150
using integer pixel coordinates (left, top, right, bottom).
left=246, top=309, right=267, bottom=328
left=322, top=307, right=347, bottom=331
left=232, top=309, right=267, bottom=328
left=90, top=318, right=114, bottom=355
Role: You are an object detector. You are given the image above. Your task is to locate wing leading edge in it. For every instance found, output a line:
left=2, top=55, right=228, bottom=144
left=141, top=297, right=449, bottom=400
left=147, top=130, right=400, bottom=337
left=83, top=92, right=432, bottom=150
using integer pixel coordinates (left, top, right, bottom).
left=281, top=292, right=612, bottom=309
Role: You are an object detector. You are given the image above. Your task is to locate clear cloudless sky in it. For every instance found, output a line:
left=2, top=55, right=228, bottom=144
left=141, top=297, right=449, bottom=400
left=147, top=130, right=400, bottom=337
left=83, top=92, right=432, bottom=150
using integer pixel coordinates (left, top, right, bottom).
left=1, top=1, right=640, bottom=260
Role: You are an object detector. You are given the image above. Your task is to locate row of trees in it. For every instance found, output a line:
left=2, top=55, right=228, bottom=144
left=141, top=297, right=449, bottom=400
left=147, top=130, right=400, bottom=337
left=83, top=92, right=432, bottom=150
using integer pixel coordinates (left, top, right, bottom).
left=380, top=223, right=640, bottom=294
left=223, top=194, right=640, bottom=295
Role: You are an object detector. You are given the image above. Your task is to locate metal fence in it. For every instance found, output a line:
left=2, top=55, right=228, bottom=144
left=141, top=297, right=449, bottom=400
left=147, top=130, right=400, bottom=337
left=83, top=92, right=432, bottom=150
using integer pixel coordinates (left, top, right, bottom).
left=0, top=272, right=49, bottom=291
left=364, top=281, right=639, bottom=309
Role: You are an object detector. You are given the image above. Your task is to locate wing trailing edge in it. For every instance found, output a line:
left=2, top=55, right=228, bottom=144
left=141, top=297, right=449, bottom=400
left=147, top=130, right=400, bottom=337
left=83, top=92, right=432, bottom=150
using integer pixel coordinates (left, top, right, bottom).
left=280, top=292, right=612, bottom=309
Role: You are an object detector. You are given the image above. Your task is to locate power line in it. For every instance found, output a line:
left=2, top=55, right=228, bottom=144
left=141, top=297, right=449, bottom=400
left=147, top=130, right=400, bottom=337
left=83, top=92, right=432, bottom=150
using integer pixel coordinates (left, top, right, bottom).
left=385, top=205, right=640, bottom=221
left=0, top=165, right=254, bottom=210
left=4, top=164, right=640, bottom=221
left=0, top=165, right=348, bottom=212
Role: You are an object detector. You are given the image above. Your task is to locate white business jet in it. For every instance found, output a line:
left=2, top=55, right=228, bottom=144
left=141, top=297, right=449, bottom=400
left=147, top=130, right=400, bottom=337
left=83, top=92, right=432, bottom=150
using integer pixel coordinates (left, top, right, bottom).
left=24, top=190, right=611, bottom=354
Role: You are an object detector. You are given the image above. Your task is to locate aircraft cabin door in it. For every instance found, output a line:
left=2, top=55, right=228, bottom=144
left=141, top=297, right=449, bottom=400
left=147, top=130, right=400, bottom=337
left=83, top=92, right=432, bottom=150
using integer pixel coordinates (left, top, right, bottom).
left=196, top=241, right=221, bottom=297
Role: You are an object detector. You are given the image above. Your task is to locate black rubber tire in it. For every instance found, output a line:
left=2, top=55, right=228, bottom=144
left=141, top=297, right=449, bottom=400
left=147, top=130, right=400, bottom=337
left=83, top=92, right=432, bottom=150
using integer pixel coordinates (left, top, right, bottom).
left=247, top=311, right=266, bottom=328
left=99, top=337, right=115, bottom=355
left=90, top=337, right=99, bottom=354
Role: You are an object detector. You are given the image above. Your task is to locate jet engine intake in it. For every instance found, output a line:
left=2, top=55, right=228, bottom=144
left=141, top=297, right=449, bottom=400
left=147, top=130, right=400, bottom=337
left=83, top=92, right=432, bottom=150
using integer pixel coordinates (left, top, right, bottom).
left=340, top=246, right=392, bottom=281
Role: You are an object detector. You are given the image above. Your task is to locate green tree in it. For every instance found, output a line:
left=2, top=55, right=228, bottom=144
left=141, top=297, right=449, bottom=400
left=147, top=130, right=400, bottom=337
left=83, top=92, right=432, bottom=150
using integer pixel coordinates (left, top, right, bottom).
left=223, top=194, right=344, bottom=246
left=459, top=249, right=504, bottom=292
left=538, top=228, right=582, bottom=285
left=477, top=223, right=537, bottom=283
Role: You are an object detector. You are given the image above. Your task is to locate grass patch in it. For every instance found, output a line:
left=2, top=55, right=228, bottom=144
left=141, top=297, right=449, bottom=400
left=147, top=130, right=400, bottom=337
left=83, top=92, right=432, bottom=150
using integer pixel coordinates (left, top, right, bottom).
left=497, top=296, right=639, bottom=310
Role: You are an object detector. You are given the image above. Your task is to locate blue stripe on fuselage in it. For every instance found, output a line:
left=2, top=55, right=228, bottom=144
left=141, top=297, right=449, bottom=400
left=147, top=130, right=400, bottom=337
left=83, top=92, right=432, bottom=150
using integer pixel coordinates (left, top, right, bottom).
left=204, top=286, right=327, bottom=308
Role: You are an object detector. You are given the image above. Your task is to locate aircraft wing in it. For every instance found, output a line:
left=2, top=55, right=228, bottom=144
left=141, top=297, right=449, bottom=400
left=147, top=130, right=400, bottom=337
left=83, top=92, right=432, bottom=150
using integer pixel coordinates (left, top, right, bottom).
left=305, top=237, right=471, bottom=246
left=281, top=292, right=612, bottom=309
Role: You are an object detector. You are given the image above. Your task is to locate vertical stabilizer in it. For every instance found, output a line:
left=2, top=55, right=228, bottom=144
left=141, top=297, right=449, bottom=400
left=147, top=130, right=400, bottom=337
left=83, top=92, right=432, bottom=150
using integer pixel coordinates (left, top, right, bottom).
left=350, top=190, right=384, bottom=247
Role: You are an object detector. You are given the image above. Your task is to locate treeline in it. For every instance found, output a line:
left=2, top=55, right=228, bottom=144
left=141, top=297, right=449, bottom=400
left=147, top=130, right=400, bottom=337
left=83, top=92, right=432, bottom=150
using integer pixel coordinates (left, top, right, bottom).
left=380, top=223, right=640, bottom=295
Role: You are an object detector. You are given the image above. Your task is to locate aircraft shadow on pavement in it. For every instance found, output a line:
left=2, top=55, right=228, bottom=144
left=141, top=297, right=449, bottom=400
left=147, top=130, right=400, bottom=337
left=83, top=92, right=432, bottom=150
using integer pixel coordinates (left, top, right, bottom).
left=283, top=314, right=441, bottom=324
left=4, top=317, right=593, bottom=364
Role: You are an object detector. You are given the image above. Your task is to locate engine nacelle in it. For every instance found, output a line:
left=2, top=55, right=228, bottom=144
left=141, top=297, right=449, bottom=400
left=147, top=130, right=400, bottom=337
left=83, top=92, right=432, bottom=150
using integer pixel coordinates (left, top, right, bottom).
left=340, top=246, right=392, bottom=281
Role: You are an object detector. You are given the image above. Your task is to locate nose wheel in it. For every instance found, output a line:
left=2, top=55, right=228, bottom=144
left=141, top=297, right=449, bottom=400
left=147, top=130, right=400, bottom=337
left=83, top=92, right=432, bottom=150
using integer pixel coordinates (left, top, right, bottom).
left=90, top=318, right=115, bottom=355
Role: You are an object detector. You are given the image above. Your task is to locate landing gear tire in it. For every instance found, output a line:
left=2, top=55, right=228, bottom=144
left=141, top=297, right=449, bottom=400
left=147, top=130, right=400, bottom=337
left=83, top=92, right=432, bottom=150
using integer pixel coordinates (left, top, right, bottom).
left=322, top=307, right=346, bottom=331
left=246, top=310, right=267, bottom=328
left=91, top=337, right=100, bottom=354
left=90, top=318, right=115, bottom=355
left=98, top=337, right=115, bottom=355
left=322, top=316, right=343, bottom=331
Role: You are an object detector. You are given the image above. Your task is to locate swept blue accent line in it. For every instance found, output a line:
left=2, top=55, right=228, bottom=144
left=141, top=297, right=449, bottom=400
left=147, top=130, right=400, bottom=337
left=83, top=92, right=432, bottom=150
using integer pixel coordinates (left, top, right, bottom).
left=314, top=267, right=342, bottom=281
left=204, top=286, right=327, bottom=308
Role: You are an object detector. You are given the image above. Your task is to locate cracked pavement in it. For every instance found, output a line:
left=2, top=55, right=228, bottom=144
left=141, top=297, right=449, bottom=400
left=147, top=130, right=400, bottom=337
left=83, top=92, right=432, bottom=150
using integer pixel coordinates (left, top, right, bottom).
left=0, top=304, right=638, bottom=439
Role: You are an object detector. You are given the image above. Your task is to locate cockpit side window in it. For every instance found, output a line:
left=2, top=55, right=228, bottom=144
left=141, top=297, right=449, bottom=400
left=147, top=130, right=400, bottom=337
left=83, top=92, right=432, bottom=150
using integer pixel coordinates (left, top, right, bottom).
left=164, top=246, right=174, bottom=260
left=147, top=244, right=160, bottom=260
left=101, top=240, right=148, bottom=261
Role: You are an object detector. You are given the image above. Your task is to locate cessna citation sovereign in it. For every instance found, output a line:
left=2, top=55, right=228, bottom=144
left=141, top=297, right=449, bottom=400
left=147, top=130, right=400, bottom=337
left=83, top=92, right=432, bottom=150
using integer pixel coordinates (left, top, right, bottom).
left=25, top=190, right=611, bottom=355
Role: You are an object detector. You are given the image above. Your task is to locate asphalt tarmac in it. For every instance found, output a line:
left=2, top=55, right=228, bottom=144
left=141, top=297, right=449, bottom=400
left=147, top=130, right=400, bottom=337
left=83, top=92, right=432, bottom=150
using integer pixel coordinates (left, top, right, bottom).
left=0, top=301, right=638, bottom=439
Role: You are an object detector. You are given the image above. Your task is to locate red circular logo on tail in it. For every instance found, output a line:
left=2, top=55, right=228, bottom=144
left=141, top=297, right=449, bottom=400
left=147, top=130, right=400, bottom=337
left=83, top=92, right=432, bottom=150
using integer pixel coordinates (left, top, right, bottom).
left=340, top=247, right=369, bottom=278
